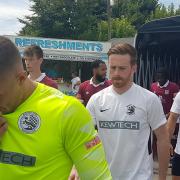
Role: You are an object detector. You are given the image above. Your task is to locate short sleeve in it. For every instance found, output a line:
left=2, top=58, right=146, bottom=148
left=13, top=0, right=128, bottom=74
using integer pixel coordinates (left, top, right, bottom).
left=171, top=92, right=180, bottom=114
left=173, top=84, right=179, bottom=93
left=150, top=83, right=153, bottom=92
left=86, top=95, right=97, bottom=126
left=61, top=98, right=111, bottom=179
left=147, top=94, right=166, bottom=130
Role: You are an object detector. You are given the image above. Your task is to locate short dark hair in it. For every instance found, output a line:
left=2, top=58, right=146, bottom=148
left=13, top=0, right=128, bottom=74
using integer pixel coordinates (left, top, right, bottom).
left=108, top=43, right=137, bottom=65
left=0, top=36, right=21, bottom=75
left=91, top=60, right=105, bottom=70
left=23, top=45, right=43, bottom=59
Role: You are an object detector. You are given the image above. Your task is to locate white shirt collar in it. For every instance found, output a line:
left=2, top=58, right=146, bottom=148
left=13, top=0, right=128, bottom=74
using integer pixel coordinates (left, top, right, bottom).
left=28, top=73, right=46, bottom=82
left=158, top=80, right=169, bottom=88
left=90, top=77, right=105, bottom=87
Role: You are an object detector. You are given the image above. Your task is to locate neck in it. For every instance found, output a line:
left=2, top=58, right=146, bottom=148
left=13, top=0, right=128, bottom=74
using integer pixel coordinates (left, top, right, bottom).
left=92, top=76, right=103, bottom=85
left=113, top=81, right=133, bottom=94
left=159, top=80, right=168, bottom=87
left=29, top=70, right=42, bottom=81
left=17, top=79, right=37, bottom=108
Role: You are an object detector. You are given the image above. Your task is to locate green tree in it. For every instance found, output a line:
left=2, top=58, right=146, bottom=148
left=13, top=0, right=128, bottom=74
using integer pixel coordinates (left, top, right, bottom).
left=112, top=0, right=158, bottom=29
left=19, top=0, right=108, bottom=40
left=176, top=5, right=180, bottom=15
left=97, top=18, right=136, bottom=41
left=148, top=3, right=179, bottom=21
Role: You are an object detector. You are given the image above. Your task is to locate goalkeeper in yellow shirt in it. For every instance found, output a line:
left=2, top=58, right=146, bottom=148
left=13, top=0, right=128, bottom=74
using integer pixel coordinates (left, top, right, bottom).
left=0, top=36, right=112, bottom=180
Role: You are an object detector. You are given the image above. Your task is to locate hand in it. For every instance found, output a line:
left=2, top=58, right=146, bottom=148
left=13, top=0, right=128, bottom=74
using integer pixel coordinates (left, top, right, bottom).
left=0, top=113, right=7, bottom=138
left=165, top=113, right=170, bottom=119
left=170, top=144, right=174, bottom=156
left=76, top=94, right=84, bottom=104
left=68, top=167, right=80, bottom=180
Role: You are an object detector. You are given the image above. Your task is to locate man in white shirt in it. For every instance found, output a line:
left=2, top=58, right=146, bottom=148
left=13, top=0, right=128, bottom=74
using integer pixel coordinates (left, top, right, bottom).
left=87, top=43, right=170, bottom=180
left=71, top=72, right=81, bottom=94
left=167, top=92, right=180, bottom=180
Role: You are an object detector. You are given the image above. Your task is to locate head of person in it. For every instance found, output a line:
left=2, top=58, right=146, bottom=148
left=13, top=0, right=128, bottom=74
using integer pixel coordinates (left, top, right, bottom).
left=23, top=45, right=43, bottom=73
left=91, top=60, right=107, bottom=82
left=155, top=67, right=168, bottom=86
left=72, top=72, right=77, bottom=78
left=0, top=36, right=27, bottom=114
left=107, top=43, right=137, bottom=89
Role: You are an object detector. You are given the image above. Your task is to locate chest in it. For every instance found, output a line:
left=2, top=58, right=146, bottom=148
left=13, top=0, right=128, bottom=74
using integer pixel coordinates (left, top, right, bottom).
left=84, top=84, right=106, bottom=97
left=95, top=96, right=149, bottom=131
left=0, top=111, right=64, bottom=166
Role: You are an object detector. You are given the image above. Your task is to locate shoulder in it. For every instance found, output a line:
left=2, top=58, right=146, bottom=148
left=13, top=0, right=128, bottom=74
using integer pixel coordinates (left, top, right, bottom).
left=41, top=83, right=83, bottom=109
left=80, top=80, right=90, bottom=88
left=42, top=76, right=58, bottom=89
left=105, top=79, right=112, bottom=86
left=89, top=85, right=112, bottom=102
left=134, top=84, right=158, bottom=100
left=174, top=92, right=180, bottom=100
left=150, top=82, right=157, bottom=88
left=169, top=82, right=179, bottom=89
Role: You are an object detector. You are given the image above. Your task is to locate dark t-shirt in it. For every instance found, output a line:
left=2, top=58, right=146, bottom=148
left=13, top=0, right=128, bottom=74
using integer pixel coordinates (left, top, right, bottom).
left=77, top=80, right=111, bottom=106
left=151, top=81, right=179, bottom=114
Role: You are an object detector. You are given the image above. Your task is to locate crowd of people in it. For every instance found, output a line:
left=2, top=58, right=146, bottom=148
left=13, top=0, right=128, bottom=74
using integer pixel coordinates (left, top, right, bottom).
left=0, top=36, right=180, bottom=180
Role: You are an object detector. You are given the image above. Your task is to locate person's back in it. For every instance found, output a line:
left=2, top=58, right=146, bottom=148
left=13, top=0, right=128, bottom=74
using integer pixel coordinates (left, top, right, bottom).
left=71, top=72, right=81, bottom=94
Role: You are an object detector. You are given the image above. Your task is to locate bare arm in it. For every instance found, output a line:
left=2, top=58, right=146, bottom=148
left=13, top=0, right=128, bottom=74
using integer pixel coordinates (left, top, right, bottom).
left=167, top=112, right=179, bottom=140
left=154, top=124, right=170, bottom=180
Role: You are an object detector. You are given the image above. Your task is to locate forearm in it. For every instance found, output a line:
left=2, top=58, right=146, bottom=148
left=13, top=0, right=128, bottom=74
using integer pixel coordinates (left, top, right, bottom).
left=157, top=139, right=170, bottom=180
left=73, top=143, right=112, bottom=179
left=167, top=120, right=176, bottom=140
left=167, top=114, right=178, bottom=140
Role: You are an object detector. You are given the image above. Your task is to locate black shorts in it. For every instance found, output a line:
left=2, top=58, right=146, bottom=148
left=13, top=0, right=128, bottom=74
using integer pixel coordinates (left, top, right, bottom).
left=172, top=153, right=180, bottom=176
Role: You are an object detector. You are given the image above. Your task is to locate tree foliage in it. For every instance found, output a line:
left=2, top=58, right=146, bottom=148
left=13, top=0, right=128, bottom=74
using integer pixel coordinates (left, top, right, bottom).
left=19, top=0, right=180, bottom=41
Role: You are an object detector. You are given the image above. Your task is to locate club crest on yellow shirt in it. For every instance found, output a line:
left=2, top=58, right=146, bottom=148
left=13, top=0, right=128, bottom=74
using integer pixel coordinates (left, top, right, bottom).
left=18, top=112, right=41, bottom=133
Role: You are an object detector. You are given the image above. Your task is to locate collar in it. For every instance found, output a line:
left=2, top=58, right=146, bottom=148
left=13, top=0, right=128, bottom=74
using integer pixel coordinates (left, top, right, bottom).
left=90, top=77, right=105, bottom=87
left=158, top=80, right=169, bottom=88
left=28, top=73, right=46, bottom=82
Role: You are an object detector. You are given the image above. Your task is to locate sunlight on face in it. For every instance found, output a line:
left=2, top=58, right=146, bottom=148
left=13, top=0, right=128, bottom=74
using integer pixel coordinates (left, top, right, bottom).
left=109, top=54, right=136, bottom=88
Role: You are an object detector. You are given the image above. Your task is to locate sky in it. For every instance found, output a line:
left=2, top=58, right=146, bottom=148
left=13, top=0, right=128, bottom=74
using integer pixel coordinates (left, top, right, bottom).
left=0, top=0, right=33, bottom=35
left=0, top=0, right=179, bottom=35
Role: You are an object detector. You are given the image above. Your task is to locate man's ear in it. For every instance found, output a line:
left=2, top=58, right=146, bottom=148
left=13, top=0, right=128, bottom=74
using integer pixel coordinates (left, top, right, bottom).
left=39, top=58, right=43, bottom=65
left=17, top=71, right=28, bottom=84
left=133, top=64, right=137, bottom=73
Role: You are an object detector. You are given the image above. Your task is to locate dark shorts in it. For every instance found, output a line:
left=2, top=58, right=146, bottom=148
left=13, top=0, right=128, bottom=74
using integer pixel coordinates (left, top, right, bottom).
left=172, top=153, right=180, bottom=176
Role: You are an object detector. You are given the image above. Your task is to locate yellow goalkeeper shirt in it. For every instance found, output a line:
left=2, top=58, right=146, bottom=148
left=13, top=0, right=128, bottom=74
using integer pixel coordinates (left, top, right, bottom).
left=0, top=83, right=111, bottom=180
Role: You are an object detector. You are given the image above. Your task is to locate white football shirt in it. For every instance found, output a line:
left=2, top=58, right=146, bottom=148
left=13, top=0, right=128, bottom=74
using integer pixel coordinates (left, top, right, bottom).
left=170, top=92, right=180, bottom=155
left=87, top=83, right=166, bottom=180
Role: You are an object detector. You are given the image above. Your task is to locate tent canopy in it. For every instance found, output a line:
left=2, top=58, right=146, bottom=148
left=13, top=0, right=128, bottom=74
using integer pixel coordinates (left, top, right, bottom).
left=135, top=16, right=180, bottom=56
left=138, top=15, right=180, bottom=33
left=134, top=16, right=180, bottom=88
